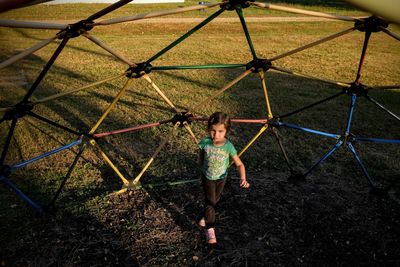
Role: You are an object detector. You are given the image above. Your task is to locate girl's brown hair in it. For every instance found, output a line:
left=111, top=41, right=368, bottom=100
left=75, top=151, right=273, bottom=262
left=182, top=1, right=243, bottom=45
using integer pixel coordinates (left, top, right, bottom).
left=208, top=112, right=231, bottom=133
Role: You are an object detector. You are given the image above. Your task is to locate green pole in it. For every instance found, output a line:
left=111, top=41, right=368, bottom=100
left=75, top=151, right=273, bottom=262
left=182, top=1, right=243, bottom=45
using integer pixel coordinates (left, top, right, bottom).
left=236, top=7, right=257, bottom=59
left=146, top=6, right=226, bottom=64
left=139, top=178, right=200, bottom=189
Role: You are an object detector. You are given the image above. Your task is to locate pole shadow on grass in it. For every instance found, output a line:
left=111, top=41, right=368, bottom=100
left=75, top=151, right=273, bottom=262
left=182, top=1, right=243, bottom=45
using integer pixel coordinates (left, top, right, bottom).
left=1, top=41, right=400, bottom=265
left=5, top=27, right=128, bottom=66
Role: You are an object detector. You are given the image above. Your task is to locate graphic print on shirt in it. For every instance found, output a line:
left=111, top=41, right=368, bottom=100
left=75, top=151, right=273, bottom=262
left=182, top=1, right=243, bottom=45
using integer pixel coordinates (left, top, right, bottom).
left=204, top=145, right=229, bottom=179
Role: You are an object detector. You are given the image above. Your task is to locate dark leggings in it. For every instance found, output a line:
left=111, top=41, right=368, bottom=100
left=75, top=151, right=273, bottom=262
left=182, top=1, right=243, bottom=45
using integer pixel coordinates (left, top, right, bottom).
left=202, top=177, right=226, bottom=229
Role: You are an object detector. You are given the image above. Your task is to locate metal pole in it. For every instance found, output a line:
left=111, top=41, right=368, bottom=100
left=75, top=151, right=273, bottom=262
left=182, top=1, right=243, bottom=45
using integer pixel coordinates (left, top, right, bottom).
left=47, top=142, right=86, bottom=208
left=303, top=140, right=344, bottom=177
left=0, top=118, right=18, bottom=165
left=22, top=37, right=70, bottom=103
left=27, top=111, right=81, bottom=136
left=146, top=7, right=225, bottom=64
left=236, top=7, right=257, bottom=59
left=346, top=142, right=374, bottom=187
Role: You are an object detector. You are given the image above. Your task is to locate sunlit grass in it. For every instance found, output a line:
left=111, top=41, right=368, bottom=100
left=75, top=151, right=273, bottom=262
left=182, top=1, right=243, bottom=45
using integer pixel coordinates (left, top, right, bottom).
left=0, top=1, right=368, bottom=20
left=0, top=3, right=399, bottom=256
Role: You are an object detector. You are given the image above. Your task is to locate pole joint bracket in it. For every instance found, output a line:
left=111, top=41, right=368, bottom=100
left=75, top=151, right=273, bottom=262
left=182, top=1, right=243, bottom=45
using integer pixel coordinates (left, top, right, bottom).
left=171, top=112, right=194, bottom=127
left=246, top=58, right=272, bottom=73
left=3, top=101, right=34, bottom=121
left=223, top=0, right=254, bottom=10
left=344, top=82, right=368, bottom=96
left=57, top=19, right=94, bottom=39
left=126, top=62, right=153, bottom=78
left=355, top=16, right=388, bottom=33
left=0, top=164, right=11, bottom=178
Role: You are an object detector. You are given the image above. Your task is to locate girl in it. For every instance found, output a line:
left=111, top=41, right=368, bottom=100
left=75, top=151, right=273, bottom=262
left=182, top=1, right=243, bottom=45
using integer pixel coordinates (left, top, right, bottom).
left=198, top=112, right=250, bottom=245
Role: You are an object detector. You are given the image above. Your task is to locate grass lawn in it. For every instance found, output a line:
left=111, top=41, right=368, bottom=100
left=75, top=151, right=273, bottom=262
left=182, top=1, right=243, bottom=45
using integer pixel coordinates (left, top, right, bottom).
left=0, top=1, right=399, bottom=265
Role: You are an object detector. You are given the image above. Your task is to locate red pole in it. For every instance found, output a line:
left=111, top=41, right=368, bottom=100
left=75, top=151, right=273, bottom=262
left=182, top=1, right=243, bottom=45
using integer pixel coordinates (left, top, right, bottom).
left=191, top=116, right=267, bottom=124
left=93, top=120, right=171, bottom=138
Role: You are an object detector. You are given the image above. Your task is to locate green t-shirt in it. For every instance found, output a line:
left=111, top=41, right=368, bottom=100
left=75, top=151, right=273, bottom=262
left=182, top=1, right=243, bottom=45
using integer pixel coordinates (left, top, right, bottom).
left=199, top=137, right=237, bottom=180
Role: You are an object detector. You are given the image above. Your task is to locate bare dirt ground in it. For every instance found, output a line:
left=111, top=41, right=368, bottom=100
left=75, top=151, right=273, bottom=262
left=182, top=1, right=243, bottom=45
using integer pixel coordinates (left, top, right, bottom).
left=6, top=169, right=400, bottom=266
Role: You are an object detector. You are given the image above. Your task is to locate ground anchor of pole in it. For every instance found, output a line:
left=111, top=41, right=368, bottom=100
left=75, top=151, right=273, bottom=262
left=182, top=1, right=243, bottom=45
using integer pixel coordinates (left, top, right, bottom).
left=268, top=118, right=306, bottom=182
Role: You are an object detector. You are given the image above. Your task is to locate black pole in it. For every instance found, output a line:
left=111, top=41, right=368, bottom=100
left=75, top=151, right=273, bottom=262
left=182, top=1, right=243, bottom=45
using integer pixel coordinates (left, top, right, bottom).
left=27, top=111, right=82, bottom=136
left=87, top=0, right=134, bottom=21
left=46, top=143, right=86, bottom=208
left=365, top=95, right=400, bottom=122
left=271, top=127, right=293, bottom=172
left=0, top=118, right=18, bottom=165
left=22, top=37, right=70, bottom=103
left=279, top=91, right=344, bottom=120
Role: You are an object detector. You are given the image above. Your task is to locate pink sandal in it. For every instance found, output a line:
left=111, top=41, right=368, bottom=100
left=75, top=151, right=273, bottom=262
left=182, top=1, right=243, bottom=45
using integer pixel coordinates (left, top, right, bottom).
left=205, top=228, right=217, bottom=244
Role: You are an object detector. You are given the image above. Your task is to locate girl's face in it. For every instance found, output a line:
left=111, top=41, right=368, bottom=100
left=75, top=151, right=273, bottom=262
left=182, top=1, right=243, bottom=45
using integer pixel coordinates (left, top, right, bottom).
left=209, top=123, right=227, bottom=144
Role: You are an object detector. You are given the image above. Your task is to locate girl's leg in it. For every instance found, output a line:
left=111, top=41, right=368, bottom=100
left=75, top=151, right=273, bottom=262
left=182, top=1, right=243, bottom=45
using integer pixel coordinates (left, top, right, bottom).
left=202, top=178, right=226, bottom=229
left=215, top=178, right=226, bottom=204
left=202, top=178, right=216, bottom=228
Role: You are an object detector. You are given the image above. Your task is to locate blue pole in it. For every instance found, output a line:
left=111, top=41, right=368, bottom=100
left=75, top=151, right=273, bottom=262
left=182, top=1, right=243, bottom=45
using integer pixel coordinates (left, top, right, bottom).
left=276, top=121, right=340, bottom=139
left=1, top=176, right=43, bottom=214
left=355, top=137, right=400, bottom=144
left=10, top=139, right=82, bottom=172
left=347, top=142, right=374, bottom=187
left=345, top=94, right=357, bottom=134
left=303, top=140, right=344, bottom=177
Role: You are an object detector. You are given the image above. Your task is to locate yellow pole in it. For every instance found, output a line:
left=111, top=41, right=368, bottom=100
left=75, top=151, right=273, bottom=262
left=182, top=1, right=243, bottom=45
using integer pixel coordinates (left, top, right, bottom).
left=258, top=70, right=273, bottom=119
left=112, top=187, right=128, bottom=195
left=380, top=27, right=400, bottom=42
left=0, top=20, right=68, bottom=29
left=83, top=32, right=135, bottom=66
left=269, top=27, right=357, bottom=62
left=190, top=68, right=254, bottom=112
left=132, top=122, right=180, bottom=185
left=237, top=124, right=268, bottom=158
left=250, top=2, right=357, bottom=22
left=89, top=139, right=130, bottom=186
left=89, top=78, right=133, bottom=135
left=95, top=2, right=224, bottom=26
left=183, top=121, right=199, bottom=144
left=0, top=36, right=57, bottom=69
left=34, top=72, right=126, bottom=104
left=270, top=65, right=351, bottom=88
left=142, top=74, right=180, bottom=114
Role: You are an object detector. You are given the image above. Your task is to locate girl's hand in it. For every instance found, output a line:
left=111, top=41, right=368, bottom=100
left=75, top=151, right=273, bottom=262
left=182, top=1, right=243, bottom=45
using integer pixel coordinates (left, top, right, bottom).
left=240, top=178, right=250, bottom=189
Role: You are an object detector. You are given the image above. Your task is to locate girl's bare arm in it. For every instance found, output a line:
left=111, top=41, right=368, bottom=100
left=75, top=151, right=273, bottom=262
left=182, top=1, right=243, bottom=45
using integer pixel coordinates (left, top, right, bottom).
left=232, top=155, right=249, bottom=188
